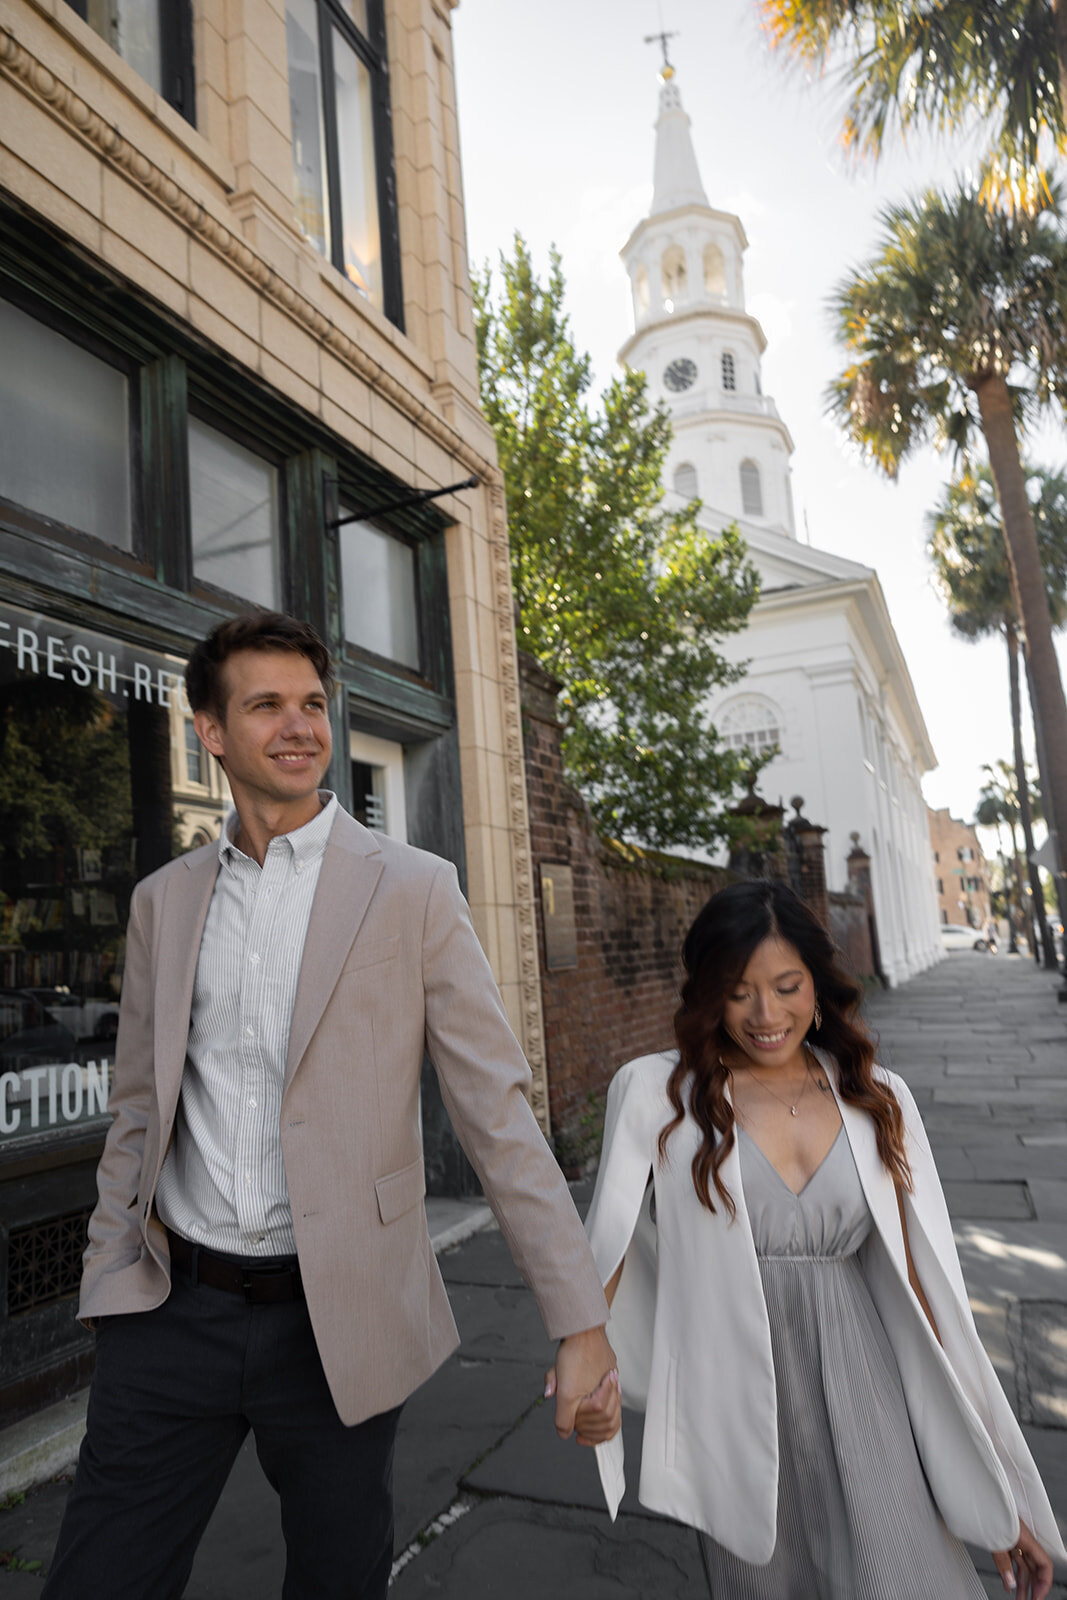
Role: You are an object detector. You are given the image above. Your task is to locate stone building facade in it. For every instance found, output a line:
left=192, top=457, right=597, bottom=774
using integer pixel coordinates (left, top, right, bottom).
left=0, top=0, right=542, bottom=1420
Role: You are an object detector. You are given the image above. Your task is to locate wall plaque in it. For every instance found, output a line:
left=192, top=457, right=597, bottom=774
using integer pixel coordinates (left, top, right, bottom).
left=539, top=862, right=577, bottom=970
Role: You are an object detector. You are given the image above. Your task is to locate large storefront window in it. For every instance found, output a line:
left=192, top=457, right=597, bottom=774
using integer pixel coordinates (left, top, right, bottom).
left=189, top=417, right=281, bottom=608
left=0, top=601, right=228, bottom=1155
left=340, top=517, right=419, bottom=669
left=0, top=298, right=132, bottom=552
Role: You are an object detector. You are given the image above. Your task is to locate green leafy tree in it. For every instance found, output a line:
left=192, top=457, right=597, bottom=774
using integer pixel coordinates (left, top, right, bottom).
left=474, top=237, right=760, bottom=848
left=760, top=0, right=1066, bottom=196
left=928, top=465, right=1067, bottom=966
left=829, top=179, right=1067, bottom=886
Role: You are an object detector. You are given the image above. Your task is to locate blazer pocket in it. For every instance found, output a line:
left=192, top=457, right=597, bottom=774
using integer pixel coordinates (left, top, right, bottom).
left=339, top=934, right=401, bottom=978
left=375, top=1155, right=426, bottom=1225
left=664, top=1354, right=678, bottom=1469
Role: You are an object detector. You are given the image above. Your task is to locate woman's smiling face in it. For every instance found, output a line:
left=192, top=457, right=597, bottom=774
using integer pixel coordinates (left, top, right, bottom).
left=721, top=935, right=817, bottom=1072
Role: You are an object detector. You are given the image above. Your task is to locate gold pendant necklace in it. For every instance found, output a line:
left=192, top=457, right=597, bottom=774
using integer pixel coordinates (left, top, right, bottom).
left=739, top=1058, right=814, bottom=1117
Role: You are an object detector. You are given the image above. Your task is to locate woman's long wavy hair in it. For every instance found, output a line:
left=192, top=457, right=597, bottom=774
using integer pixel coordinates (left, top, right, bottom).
left=658, top=879, right=911, bottom=1214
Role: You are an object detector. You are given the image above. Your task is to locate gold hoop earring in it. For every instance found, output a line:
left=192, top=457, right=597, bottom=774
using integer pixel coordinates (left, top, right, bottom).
left=812, top=1001, right=822, bottom=1033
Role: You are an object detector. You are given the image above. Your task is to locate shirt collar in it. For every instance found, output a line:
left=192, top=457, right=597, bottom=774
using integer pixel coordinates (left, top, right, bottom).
left=219, top=791, right=338, bottom=868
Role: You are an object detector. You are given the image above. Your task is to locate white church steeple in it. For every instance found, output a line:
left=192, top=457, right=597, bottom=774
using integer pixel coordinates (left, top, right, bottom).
left=619, top=66, right=797, bottom=538
left=651, top=73, right=708, bottom=215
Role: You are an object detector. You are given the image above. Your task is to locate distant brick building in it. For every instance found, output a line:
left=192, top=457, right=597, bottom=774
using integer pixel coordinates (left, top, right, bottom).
left=927, top=807, right=993, bottom=929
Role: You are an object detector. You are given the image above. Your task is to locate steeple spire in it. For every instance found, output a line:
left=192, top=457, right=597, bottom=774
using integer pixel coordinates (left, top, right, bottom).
left=650, top=71, right=708, bottom=215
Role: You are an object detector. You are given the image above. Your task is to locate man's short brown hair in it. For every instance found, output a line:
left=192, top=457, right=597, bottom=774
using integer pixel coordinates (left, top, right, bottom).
left=185, top=612, right=335, bottom=716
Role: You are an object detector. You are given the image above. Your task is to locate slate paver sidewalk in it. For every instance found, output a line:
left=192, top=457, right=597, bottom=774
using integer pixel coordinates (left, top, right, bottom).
left=1, top=951, right=1064, bottom=1596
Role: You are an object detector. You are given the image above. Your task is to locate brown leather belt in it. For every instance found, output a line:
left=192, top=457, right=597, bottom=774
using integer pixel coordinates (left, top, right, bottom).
left=167, top=1229, right=303, bottom=1304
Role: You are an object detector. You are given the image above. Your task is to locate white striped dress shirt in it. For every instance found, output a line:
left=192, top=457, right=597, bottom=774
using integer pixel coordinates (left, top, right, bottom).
left=155, top=792, right=338, bottom=1258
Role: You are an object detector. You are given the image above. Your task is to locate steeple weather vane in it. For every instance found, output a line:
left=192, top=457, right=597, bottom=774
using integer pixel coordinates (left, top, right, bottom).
left=644, top=27, right=679, bottom=80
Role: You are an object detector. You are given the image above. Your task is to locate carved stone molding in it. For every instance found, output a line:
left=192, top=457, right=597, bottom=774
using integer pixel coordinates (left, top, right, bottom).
left=0, top=25, right=494, bottom=487
left=486, top=480, right=550, bottom=1134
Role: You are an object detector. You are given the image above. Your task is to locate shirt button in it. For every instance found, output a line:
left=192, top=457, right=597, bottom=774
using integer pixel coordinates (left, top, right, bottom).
left=245, top=1026, right=254, bottom=1038
left=245, top=1174, right=253, bottom=1185
left=249, top=1098, right=257, bottom=1109
left=249, top=953, right=260, bottom=965
left=295, top=861, right=304, bottom=874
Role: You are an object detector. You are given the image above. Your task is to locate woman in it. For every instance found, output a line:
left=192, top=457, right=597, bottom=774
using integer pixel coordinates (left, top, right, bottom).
left=582, top=880, right=1064, bottom=1598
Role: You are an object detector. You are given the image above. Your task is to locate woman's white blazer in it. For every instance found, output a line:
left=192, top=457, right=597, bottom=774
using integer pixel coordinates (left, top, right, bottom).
left=587, top=1050, right=1066, bottom=1565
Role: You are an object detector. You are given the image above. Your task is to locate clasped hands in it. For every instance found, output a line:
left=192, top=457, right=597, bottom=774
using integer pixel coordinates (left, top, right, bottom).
left=544, top=1324, right=622, bottom=1447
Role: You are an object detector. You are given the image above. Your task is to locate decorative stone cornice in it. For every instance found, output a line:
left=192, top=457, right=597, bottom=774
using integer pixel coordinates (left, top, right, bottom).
left=487, top=480, right=550, bottom=1135
left=0, top=24, right=495, bottom=487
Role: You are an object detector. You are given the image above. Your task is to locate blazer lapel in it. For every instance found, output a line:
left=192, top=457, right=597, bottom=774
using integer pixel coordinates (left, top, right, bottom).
left=153, top=848, right=220, bottom=1119
left=826, top=1057, right=908, bottom=1280
left=284, top=816, right=384, bottom=1090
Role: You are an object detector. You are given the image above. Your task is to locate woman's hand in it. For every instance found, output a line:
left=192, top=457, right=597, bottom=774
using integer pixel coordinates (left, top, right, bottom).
left=544, top=1363, right=621, bottom=1446
left=991, top=1521, right=1054, bottom=1598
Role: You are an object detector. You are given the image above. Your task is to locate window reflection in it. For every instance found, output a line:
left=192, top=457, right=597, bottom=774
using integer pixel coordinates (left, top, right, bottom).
left=340, top=518, right=419, bottom=668
left=284, top=0, right=394, bottom=320
left=287, top=0, right=330, bottom=258
left=333, top=29, right=382, bottom=307
left=0, top=603, right=229, bottom=1149
left=189, top=416, right=280, bottom=608
left=84, top=0, right=163, bottom=92
left=0, top=298, right=132, bottom=551
left=340, top=0, right=368, bottom=33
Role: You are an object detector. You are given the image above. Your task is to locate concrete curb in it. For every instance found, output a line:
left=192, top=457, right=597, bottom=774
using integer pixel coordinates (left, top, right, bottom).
left=0, top=1392, right=87, bottom=1502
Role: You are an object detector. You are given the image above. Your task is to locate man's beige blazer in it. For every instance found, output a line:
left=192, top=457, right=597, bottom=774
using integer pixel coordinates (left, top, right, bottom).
left=79, top=809, right=607, bottom=1425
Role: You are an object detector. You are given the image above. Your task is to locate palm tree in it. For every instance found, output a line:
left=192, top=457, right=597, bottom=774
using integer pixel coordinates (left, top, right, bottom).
left=760, top=0, right=1066, bottom=195
left=978, top=762, right=1043, bottom=954
left=928, top=465, right=1067, bottom=967
left=830, top=180, right=1067, bottom=887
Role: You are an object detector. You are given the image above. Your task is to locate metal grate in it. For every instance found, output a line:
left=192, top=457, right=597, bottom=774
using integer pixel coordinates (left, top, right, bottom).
left=7, top=1209, right=91, bottom=1315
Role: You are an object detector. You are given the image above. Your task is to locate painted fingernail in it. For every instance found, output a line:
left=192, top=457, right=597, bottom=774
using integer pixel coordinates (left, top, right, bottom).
left=1004, top=1572, right=1016, bottom=1592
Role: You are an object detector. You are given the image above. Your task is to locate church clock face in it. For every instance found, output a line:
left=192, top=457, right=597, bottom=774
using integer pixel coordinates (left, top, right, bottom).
left=663, top=357, right=698, bottom=393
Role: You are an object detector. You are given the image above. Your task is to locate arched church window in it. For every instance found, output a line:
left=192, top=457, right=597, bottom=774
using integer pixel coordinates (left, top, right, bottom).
left=740, top=458, right=763, bottom=517
left=717, top=693, right=783, bottom=758
left=673, top=462, right=698, bottom=499
left=662, top=246, right=687, bottom=310
left=634, top=264, right=650, bottom=315
left=721, top=351, right=736, bottom=391
left=703, top=243, right=725, bottom=297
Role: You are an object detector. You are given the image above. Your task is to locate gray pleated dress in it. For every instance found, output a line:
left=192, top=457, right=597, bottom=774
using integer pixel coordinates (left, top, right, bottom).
left=698, top=1125, right=987, bottom=1600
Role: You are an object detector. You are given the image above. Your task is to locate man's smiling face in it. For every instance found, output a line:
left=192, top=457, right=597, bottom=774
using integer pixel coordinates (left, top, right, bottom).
left=194, top=648, right=333, bottom=814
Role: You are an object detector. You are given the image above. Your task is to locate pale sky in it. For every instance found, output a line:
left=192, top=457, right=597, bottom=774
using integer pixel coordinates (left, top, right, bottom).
left=451, top=0, right=1067, bottom=825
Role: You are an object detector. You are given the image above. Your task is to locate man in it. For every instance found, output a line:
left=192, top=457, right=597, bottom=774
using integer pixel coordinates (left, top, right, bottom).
left=43, top=612, right=618, bottom=1600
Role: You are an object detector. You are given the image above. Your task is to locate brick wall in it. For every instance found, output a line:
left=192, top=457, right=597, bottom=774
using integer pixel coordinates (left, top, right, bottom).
left=828, top=891, right=877, bottom=983
left=520, top=654, right=729, bottom=1169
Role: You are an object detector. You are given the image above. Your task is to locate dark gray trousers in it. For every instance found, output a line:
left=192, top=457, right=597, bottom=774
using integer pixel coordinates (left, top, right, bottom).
left=41, top=1265, right=401, bottom=1600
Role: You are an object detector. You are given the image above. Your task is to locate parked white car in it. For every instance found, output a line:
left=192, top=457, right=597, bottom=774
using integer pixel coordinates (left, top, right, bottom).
left=939, top=923, right=990, bottom=953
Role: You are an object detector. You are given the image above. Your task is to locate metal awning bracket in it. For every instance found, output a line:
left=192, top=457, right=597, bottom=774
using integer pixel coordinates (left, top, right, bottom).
left=324, top=473, right=479, bottom=533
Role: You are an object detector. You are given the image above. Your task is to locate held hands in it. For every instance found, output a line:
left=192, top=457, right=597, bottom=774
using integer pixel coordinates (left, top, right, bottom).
left=992, top=1521, right=1054, bottom=1599
left=545, top=1324, right=622, bottom=1448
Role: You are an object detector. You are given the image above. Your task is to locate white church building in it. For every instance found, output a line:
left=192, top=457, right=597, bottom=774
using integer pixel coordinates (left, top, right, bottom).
left=619, top=66, right=941, bottom=985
